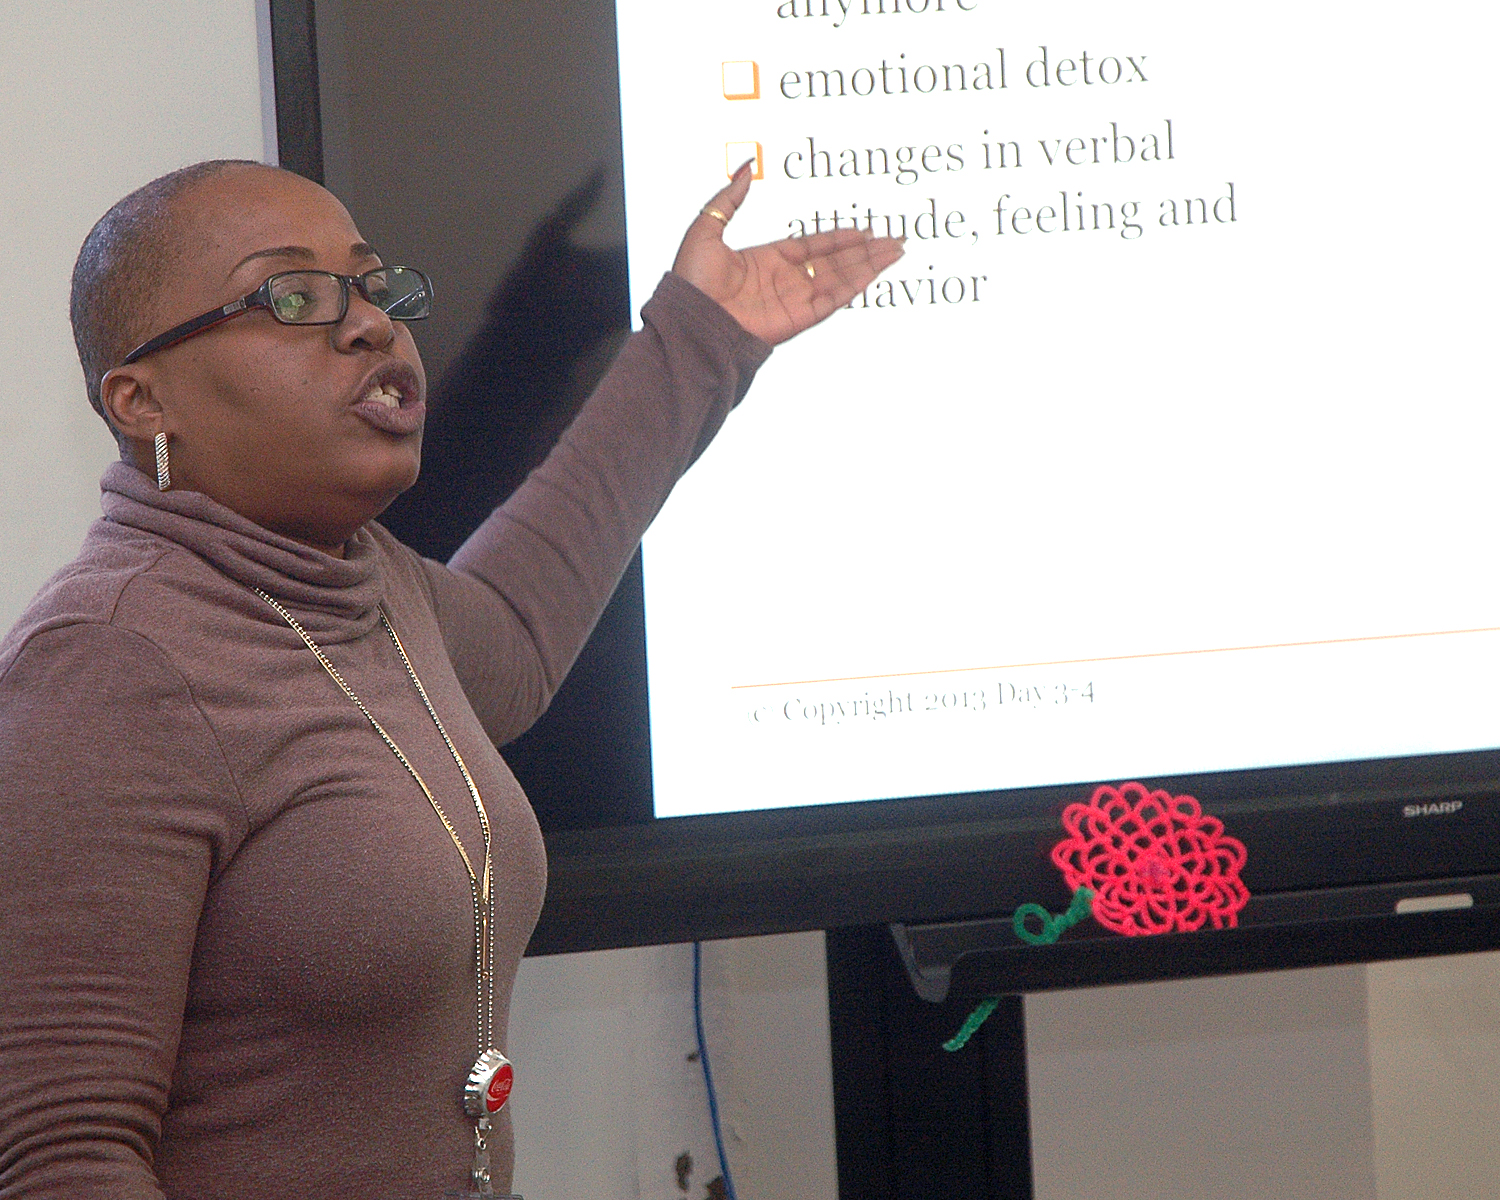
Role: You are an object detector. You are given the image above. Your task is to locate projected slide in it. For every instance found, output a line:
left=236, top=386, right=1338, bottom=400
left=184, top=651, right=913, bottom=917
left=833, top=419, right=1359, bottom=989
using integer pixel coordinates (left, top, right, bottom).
left=615, top=0, right=1500, bottom=818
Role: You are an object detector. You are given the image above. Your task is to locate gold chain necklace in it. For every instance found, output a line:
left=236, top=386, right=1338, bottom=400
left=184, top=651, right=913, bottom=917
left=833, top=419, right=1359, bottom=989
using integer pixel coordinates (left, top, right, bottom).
left=255, top=589, right=514, bottom=1197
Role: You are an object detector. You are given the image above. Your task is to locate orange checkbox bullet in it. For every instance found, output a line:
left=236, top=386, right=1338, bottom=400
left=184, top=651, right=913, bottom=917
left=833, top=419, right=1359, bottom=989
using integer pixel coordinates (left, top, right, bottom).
left=725, top=142, right=764, bottom=180
left=722, top=61, right=760, bottom=101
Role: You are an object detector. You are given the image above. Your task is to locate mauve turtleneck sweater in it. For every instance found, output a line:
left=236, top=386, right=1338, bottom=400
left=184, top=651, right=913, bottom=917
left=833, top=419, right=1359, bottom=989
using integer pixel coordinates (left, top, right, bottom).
left=0, top=274, right=769, bottom=1200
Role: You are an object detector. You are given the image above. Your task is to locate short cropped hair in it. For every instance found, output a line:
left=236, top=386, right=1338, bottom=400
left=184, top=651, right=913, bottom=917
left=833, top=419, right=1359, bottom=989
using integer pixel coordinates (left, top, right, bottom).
left=69, top=158, right=269, bottom=426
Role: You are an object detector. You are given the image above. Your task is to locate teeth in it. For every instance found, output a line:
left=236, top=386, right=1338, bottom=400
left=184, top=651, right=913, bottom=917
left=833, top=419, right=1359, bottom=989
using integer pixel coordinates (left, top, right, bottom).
left=363, top=384, right=401, bottom=409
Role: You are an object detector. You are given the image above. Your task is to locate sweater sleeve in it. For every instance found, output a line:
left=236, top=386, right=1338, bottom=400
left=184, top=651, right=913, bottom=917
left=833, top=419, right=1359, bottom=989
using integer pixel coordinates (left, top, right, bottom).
left=420, top=271, right=771, bottom=746
left=0, top=623, right=246, bottom=1200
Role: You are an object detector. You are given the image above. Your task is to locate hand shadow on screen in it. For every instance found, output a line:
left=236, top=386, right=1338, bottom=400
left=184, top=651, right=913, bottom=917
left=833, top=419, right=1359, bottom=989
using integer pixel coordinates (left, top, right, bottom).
left=379, top=168, right=652, bottom=833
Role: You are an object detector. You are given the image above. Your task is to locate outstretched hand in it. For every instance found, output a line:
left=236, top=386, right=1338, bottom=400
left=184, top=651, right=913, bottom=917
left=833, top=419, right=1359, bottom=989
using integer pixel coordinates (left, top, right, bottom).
left=672, top=160, right=905, bottom=346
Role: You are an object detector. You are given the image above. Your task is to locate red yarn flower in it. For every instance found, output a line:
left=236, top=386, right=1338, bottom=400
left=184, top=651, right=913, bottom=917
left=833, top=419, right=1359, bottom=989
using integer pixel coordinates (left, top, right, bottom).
left=1050, top=782, right=1249, bottom=936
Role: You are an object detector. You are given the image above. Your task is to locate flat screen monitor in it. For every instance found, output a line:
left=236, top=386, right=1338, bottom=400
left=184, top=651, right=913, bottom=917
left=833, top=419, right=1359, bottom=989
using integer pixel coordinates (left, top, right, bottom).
left=300, top=0, right=1500, bottom=991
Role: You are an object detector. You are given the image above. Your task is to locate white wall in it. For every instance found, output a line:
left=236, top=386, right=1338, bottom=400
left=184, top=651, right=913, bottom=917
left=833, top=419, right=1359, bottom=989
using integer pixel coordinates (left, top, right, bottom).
left=1028, top=965, right=1378, bottom=1200
left=1028, top=954, right=1500, bottom=1200
left=0, top=0, right=273, bottom=628
left=1368, top=952, right=1500, bottom=1199
left=508, top=932, right=838, bottom=1200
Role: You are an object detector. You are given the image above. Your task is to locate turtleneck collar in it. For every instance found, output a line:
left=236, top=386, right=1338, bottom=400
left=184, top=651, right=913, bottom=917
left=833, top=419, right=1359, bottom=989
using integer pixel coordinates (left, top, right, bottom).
left=99, top=460, right=388, bottom=638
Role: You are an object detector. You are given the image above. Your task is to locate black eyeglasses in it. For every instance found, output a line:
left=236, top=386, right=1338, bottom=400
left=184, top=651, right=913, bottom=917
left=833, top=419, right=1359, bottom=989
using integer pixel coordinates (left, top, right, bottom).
left=119, top=266, right=434, bottom=366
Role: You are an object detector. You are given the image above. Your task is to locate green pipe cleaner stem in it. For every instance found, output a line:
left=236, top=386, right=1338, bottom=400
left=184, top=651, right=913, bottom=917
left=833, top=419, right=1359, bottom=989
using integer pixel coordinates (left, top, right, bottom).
left=942, top=889, right=1098, bottom=1052
left=942, top=996, right=1000, bottom=1052
left=1013, top=887, right=1095, bottom=946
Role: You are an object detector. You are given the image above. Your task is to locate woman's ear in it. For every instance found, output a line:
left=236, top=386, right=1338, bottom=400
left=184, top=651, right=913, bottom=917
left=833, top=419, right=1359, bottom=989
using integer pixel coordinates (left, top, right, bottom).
left=98, top=365, right=164, bottom=443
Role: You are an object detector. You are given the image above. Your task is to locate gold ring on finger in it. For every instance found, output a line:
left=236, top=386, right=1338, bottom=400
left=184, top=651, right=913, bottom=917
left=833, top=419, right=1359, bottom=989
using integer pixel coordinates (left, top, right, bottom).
left=701, top=205, right=731, bottom=225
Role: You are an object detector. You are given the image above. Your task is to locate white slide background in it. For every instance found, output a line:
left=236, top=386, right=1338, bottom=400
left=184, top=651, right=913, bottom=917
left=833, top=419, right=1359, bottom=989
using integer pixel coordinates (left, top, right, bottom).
left=616, top=0, right=1500, bottom=818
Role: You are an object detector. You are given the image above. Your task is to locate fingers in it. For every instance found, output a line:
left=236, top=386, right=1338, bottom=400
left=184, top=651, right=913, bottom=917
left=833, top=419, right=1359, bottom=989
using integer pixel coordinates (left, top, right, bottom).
left=794, top=232, right=906, bottom=302
left=780, top=227, right=884, bottom=262
left=806, top=237, right=903, bottom=323
left=675, top=160, right=757, bottom=285
left=675, top=163, right=906, bottom=343
left=694, top=158, right=756, bottom=234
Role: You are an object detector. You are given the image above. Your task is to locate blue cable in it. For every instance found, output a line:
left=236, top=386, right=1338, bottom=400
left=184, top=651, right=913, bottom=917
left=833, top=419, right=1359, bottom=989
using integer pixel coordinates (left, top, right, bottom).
left=692, top=941, right=739, bottom=1200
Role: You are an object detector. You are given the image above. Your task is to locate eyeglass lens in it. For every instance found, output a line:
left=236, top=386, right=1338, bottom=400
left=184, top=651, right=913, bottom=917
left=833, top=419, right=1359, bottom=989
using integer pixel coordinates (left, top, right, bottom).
left=267, top=268, right=431, bottom=325
left=361, top=268, right=431, bottom=320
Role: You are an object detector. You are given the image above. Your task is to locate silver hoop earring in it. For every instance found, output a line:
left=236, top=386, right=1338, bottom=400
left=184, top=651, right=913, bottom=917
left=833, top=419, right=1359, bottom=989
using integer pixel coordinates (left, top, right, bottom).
left=154, top=432, right=171, bottom=492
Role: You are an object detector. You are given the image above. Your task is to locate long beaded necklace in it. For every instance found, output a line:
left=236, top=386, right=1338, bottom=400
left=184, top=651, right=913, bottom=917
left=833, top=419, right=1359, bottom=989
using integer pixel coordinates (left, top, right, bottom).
left=256, top=590, right=514, bottom=1197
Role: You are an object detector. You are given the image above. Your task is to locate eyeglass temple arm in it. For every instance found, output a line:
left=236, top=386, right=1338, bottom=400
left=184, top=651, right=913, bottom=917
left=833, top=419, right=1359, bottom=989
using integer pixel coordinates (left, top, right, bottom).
left=119, top=297, right=254, bottom=366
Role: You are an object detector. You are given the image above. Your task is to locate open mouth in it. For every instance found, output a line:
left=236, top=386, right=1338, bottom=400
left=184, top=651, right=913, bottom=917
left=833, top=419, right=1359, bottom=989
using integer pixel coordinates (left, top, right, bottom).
left=351, top=364, right=424, bottom=435
left=361, top=382, right=405, bottom=410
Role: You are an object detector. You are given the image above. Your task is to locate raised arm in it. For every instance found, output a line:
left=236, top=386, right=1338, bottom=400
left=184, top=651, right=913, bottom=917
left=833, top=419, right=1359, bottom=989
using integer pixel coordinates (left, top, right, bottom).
left=420, top=273, right=764, bottom=744
left=417, top=172, right=902, bottom=744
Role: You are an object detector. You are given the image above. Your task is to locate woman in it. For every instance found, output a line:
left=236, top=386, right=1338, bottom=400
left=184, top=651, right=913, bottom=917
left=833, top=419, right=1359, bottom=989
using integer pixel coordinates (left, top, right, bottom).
left=0, top=159, right=901, bottom=1199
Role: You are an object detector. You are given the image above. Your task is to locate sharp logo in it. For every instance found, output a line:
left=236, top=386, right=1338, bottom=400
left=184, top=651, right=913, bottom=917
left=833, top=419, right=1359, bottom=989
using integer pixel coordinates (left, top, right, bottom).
left=1403, top=800, right=1464, bottom=819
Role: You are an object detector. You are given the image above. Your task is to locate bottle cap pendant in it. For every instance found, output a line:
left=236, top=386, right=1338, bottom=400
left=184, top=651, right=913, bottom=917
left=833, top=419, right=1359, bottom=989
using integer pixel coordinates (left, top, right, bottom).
left=464, top=1049, right=514, bottom=1117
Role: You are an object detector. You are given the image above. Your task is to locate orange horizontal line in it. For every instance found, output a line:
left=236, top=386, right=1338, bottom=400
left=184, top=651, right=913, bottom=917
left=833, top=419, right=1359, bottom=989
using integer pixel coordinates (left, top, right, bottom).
left=729, top=623, right=1500, bottom=691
